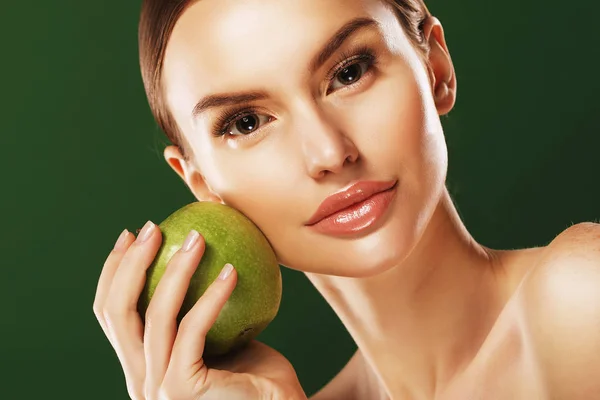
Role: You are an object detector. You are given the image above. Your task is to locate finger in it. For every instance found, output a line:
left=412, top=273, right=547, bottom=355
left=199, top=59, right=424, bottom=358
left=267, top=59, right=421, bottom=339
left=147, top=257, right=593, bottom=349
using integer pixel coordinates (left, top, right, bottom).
left=93, top=229, right=135, bottom=343
left=105, top=221, right=162, bottom=314
left=167, top=263, right=238, bottom=382
left=103, top=220, right=162, bottom=400
left=144, top=230, right=206, bottom=400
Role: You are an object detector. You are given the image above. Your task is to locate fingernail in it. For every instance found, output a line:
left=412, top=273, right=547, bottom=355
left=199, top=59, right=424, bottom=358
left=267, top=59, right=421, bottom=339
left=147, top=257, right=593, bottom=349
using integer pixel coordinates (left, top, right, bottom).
left=137, top=221, right=155, bottom=243
left=114, top=229, right=129, bottom=250
left=182, top=230, right=199, bottom=252
left=218, top=263, right=234, bottom=280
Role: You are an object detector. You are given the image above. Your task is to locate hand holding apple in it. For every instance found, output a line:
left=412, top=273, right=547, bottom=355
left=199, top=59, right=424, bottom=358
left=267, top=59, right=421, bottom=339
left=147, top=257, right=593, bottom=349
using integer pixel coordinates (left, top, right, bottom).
left=93, top=203, right=305, bottom=400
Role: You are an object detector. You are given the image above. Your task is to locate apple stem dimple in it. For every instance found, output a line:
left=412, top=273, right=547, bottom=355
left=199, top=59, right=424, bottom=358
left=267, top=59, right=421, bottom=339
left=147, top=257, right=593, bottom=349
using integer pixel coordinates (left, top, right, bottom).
left=239, top=327, right=254, bottom=337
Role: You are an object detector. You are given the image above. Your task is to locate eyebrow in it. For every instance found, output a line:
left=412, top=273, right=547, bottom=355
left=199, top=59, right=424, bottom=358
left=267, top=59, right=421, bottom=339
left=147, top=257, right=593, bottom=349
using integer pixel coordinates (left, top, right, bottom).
left=191, top=17, right=379, bottom=119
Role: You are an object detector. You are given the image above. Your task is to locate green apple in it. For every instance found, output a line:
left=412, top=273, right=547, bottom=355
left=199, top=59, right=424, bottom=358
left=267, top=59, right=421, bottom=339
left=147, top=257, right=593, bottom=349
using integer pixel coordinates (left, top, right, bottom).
left=137, top=202, right=282, bottom=357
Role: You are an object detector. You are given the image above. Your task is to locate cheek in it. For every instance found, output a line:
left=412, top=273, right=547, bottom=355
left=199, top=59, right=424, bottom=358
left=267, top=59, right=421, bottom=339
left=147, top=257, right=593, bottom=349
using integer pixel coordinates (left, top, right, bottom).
left=202, top=140, right=304, bottom=237
left=371, top=67, right=447, bottom=199
left=350, top=65, right=434, bottom=175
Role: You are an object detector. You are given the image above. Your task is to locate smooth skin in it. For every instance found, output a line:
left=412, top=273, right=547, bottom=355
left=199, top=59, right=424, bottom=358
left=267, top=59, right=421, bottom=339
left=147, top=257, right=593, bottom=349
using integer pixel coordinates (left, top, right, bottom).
left=94, top=0, right=600, bottom=398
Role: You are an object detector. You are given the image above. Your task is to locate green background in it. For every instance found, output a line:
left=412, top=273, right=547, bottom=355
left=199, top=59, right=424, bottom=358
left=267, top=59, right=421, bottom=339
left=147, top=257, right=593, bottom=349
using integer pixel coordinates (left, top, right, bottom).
left=2, top=0, right=598, bottom=398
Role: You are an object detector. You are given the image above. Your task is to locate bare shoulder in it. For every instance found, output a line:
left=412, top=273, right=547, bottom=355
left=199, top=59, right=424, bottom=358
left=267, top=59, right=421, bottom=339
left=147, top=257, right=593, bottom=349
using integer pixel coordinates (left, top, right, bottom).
left=518, top=222, right=600, bottom=398
left=543, top=221, right=600, bottom=256
left=521, top=222, right=600, bottom=288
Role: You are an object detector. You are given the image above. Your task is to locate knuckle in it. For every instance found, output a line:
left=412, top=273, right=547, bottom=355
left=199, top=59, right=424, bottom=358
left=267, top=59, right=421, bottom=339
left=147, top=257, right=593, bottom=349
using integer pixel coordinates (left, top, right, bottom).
left=102, top=303, right=127, bottom=325
left=102, top=250, right=118, bottom=267
left=103, top=248, right=126, bottom=271
left=157, top=385, right=181, bottom=400
left=145, top=299, right=171, bottom=325
left=92, top=303, right=104, bottom=321
left=176, top=316, right=194, bottom=336
left=177, top=312, right=194, bottom=329
left=178, top=312, right=206, bottom=336
left=143, top=309, right=163, bottom=331
left=205, top=280, right=229, bottom=300
left=165, top=253, right=186, bottom=273
left=127, top=386, right=145, bottom=400
left=116, top=252, right=134, bottom=271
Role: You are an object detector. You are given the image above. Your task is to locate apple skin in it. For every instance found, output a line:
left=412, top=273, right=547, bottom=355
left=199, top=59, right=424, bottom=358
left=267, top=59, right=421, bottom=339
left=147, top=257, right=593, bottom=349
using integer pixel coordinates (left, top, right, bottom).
left=137, top=202, right=282, bottom=357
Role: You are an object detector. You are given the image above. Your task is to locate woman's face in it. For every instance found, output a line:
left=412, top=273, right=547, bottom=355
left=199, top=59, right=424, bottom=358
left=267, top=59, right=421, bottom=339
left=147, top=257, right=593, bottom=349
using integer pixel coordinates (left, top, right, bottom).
left=162, top=0, right=453, bottom=277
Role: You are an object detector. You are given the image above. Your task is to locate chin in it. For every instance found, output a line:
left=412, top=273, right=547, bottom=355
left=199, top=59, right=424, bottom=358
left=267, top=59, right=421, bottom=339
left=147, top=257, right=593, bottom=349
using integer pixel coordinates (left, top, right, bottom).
left=279, top=212, right=417, bottom=278
left=311, top=238, right=411, bottom=278
left=340, top=229, right=417, bottom=278
left=340, top=254, right=402, bottom=278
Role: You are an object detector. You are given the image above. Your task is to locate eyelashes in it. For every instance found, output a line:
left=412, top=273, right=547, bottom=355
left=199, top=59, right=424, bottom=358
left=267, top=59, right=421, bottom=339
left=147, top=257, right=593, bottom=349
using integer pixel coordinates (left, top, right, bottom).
left=324, top=45, right=377, bottom=92
left=211, top=45, right=379, bottom=139
left=212, top=107, right=272, bottom=139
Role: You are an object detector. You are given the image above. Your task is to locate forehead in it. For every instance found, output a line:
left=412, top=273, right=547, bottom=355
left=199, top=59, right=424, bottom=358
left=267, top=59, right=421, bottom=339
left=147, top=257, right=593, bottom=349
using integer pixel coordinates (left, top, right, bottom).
left=162, top=0, right=401, bottom=119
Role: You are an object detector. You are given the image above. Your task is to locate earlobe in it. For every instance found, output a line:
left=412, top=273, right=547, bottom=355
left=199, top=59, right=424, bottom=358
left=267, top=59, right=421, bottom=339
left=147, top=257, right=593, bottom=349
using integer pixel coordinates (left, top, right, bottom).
left=163, top=145, right=224, bottom=203
left=434, top=78, right=455, bottom=116
left=434, top=81, right=449, bottom=102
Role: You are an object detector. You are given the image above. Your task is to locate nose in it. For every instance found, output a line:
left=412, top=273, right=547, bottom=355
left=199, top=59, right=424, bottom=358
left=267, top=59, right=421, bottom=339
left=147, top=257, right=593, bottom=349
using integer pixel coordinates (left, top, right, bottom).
left=297, top=105, right=360, bottom=179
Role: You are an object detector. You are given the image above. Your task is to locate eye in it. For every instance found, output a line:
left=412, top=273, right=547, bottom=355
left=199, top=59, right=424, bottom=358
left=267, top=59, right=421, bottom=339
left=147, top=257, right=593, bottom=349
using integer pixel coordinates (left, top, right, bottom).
left=227, top=113, right=272, bottom=136
left=329, top=59, right=371, bottom=92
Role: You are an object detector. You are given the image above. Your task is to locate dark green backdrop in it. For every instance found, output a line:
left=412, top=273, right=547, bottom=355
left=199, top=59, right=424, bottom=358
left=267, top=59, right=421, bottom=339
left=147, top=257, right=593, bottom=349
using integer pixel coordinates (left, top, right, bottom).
left=2, top=1, right=598, bottom=398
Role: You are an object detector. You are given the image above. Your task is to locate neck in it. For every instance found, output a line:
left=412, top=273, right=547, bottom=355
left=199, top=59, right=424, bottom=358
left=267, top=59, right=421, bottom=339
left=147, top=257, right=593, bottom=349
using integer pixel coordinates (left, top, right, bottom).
left=305, top=189, right=509, bottom=399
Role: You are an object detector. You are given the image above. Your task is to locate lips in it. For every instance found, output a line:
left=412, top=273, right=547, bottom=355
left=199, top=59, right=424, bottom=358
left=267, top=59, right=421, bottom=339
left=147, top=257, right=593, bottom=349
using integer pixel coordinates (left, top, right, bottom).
left=305, top=180, right=397, bottom=226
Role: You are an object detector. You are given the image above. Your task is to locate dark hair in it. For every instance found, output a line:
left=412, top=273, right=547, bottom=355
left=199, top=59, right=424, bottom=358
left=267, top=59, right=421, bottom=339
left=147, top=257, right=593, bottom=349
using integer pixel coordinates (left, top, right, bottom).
left=138, top=0, right=432, bottom=161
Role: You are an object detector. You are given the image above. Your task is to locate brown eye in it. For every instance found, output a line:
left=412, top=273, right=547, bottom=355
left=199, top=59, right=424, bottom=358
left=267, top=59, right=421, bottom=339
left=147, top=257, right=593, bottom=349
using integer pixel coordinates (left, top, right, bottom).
left=227, top=113, right=271, bottom=136
left=338, top=63, right=363, bottom=84
left=237, top=115, right=258, bottom=134
left=330, top=60, right=369, bottom=91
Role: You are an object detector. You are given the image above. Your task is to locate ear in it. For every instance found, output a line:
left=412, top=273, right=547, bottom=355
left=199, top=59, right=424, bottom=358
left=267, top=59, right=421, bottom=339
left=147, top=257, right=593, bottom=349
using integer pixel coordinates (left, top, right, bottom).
left=422, top=17, right=457, bottom=116
left=163, top=145, right=224, bottom=203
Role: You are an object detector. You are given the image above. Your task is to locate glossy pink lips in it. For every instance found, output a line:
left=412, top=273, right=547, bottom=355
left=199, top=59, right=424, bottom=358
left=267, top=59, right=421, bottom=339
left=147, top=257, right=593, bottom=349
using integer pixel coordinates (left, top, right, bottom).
left=305, top=180, right=397, bottom=236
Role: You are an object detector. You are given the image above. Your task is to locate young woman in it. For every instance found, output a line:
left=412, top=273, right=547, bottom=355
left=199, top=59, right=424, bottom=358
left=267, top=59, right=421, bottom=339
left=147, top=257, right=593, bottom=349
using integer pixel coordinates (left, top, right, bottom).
left=93, top=0, right=600, bottom=399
